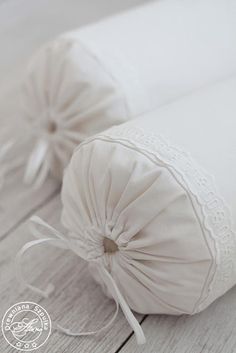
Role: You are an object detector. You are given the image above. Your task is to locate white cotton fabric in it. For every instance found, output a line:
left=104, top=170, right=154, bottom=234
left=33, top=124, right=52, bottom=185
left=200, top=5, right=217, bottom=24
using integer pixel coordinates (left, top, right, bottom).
left=61, top=76, right=236, bottom=315
left=21, top=0, right=236, bottom=180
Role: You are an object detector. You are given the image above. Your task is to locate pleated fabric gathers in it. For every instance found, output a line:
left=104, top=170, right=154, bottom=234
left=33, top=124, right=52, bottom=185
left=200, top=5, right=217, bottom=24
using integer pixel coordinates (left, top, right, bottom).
left=16, top=76, right=236, bottom=344
left=1, top=0, right=236, bottom=188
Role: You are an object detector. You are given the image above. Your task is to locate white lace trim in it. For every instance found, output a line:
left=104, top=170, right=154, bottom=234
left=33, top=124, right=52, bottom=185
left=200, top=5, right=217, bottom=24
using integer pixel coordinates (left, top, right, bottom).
left=91, top=125, right=236, bottom=312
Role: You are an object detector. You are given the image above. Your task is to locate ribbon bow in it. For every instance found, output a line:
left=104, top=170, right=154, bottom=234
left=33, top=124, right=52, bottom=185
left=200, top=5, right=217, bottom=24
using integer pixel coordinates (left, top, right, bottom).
left=16, top=216, right=146, bottom=345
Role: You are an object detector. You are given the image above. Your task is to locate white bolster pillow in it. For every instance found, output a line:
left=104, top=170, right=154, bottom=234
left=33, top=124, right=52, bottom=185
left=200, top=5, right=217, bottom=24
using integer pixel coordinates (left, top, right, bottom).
left=61, top=76, right=236, bottom=315
left=21, top=0, right=236, bottom=179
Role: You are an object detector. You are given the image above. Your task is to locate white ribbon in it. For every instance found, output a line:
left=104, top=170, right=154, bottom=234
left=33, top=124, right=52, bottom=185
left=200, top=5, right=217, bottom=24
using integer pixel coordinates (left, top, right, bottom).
left=0, top=128, right=50, bottom=190
left=0, top=141, right=26, bottom=188
left=0, top=140, right=14, bottom=188
left=23, top=139, right=50, bottom=188
left=16, top=216, right=146, bottom=345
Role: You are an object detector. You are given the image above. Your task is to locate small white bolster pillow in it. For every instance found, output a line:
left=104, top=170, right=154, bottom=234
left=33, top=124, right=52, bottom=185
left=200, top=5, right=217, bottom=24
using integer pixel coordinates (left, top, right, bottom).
left=21, top=0, right=236, bottom=179
left=61, top=76, right=236, bottom=315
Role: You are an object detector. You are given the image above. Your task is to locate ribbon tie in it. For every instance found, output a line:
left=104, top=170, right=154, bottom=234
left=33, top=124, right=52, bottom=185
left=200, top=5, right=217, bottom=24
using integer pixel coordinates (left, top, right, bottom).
left=0, top=130, right=25, bottom=189
left=0, top=128, right=50, bottom=191
left=16, top=216, right=146, bottom=345
left=23, top=139, right=50, bottom=188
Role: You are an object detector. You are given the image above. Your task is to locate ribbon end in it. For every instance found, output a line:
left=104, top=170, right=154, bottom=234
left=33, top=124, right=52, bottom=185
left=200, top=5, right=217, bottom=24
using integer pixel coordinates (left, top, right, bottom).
left=23, top=139, right=49, bottom=188
left=44, top=283, right=55, bottom=298
left=136, top=330, right=146, bottom=345
left=55, top=324, right=72, bottom=336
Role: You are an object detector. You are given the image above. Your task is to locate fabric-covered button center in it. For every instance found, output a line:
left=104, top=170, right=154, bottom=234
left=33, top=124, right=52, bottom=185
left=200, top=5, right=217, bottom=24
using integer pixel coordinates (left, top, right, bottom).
left=103, top=237, right=118, bottom=253
left=47, top=120, right=57, bottom=134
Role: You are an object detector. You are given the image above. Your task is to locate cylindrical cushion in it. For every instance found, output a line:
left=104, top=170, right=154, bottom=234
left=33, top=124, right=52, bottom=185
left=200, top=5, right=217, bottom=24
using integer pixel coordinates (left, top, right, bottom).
left=21, top=0, right=236, bottom=179
left=61, top=76, right=236, bottom=315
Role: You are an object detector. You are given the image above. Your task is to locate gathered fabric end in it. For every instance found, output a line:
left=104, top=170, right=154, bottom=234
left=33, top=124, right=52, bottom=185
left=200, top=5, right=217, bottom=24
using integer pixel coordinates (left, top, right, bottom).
left=15, top=216, right=146, bottom=345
